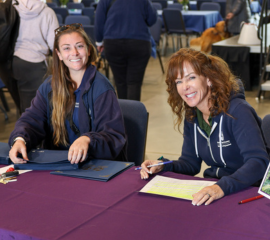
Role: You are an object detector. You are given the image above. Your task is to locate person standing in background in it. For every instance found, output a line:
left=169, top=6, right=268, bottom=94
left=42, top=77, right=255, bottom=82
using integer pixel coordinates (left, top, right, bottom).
left=95, top=0, right=157, bottom=101
left=0, top=0, right=59, bottom=114
left=226, top=0, right=251, bottom=34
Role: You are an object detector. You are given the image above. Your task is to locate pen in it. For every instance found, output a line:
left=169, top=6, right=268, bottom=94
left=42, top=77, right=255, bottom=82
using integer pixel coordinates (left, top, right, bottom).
left=135, top=161, right=173, bottom=170
left=238, top=195, right=264, bottom=204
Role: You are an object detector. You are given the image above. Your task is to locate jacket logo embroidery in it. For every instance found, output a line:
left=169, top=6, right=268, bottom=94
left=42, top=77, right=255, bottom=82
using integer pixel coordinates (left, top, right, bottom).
left=217, top=132, right=231, bottom=147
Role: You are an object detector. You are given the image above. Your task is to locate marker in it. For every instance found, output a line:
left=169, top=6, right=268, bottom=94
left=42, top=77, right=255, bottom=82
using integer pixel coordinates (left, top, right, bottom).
left=238, top=195, right=264, bottom=204
left=135, top=161, right=174, bottom=170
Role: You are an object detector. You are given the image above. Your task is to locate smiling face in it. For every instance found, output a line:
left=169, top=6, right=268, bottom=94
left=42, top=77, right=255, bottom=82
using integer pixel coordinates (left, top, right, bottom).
left=56, top=32, right=90, bottom=75
left=175, top=62, right=212, bottom=113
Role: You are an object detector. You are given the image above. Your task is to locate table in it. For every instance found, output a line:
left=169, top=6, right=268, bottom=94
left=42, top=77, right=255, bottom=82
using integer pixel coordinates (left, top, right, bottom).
left=182, top=11, right=223, bottom=33
left=212, top=35, right=263, bottom=90
left=0, top=166, right=269, bottom=240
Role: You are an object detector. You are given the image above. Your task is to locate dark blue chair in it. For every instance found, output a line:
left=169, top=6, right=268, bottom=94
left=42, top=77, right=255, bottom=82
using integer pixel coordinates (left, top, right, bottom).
left=82, top=0, right=95, bottom=7
left=196, top=0, right=211, bottom=10
left=149, top=18, right=164, bottom=73
left=0, top=79, right=9, bottom=121
left=118, top=99, right=149, bottom=166
left=262, top=114, right=270, bottom=148
left=200, top=2, right=221, bottom=11
left=56, top=13, right=63, bottom=24
left=83, top=25, right=95, bottom=43
left=162, top=8, right=195, bottom=52
left=82, top=7, right=95, bottom=25
left=52, top=7, right=69, bottom=23
left=67, top=2, right=85, bottom=9
left=152, top=2, right=162, bottom=11
left=65, top=15, right=91, bottom=25
left=47, top=2, right=58, bottom=8
left=152, top=0, right=167, bottom=9
left=167, top=3, right=183, bottom=10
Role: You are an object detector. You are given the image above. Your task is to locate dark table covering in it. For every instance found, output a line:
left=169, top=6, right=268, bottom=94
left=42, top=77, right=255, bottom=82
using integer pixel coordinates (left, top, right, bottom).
left=0, top=166, right=269, bottom=240
left=212, top=46, right=252, bottom=90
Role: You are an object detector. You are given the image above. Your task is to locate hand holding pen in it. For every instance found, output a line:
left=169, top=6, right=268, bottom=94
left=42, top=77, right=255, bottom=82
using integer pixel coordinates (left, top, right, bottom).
left=139, top=159, right=173, bottom=180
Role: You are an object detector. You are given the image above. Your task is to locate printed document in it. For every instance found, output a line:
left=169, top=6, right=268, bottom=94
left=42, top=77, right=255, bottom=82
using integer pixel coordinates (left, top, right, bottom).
left=140, top=175, right=216, bottom=200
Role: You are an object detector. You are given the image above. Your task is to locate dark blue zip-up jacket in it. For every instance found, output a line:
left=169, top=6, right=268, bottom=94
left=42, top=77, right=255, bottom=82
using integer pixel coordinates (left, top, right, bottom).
left=163, top=88, right=270, bottom=195
left=95, top=0, right=157, bottom=43
left=9, top=65, right=127, bottom=161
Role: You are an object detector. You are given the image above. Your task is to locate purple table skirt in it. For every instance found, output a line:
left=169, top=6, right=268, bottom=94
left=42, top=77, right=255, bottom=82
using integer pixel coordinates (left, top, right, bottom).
left=0, top=166, right=269, bottom=240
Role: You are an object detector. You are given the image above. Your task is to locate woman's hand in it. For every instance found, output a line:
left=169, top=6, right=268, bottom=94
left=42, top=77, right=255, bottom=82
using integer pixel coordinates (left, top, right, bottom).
left=191, top=184, right=224, bottom=206
left=140, top=160, right=164, bottom=179
left=9, top=140, right=29, bottom=164
left=68, top=136, right=90, bottom=164
left=226, top=12, right=234, bottom=20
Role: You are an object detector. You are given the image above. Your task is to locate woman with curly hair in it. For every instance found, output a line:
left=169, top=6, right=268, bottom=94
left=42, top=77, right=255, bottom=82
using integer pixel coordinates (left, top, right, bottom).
left=140, top=48, right=269, bottom=206
left=8, top=24, right=127, bottom=165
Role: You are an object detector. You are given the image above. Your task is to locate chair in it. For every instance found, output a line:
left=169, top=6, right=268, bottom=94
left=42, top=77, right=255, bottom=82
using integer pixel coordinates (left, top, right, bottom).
left=83, top=25, right=95, bottom=43
left=47, top=2, right=58, bottom=8
left=152, top=2, right=162, bottom=11
left=67, top=2, right=85, bottom=9
left=152, top=0, right=167, bottom=9
left=56, top=13, right=63, bottom=24
left=65, top=15, right=91, bottom=25
left=162, top=8, right=195, bottom=53
left=0, top=78, right=9, bottom=121
left=118, top=99, right=149, bottom=166
left=167, top=3, right=183, bottom=10
left=82, top=0, right=95, bottom=7
left=82, top=7, right=95, bottom=25
left=149, top=18, right=165, bottom=73
left=261, top=114, right=270, bottom=148
left=200, top=2, right=221, bottom=11
left=196, top=0, right=211, bottom=10
left=52, top=7, right=69, bottom=23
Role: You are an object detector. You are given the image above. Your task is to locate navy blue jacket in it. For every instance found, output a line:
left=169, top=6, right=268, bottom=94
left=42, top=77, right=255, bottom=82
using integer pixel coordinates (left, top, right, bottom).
left=9, top=65, right=127, bottom=161
left=95, top=0, right=157, bottom=43
left=163, top=89, right=270, bottom=195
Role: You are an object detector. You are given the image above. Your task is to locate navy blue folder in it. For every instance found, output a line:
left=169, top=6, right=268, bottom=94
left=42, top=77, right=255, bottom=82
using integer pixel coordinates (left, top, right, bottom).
left=0, top=142, right=12, bottom=165
left=50, top=159, right=134, bottom=181
left=14, top=149, right=78, bottom=170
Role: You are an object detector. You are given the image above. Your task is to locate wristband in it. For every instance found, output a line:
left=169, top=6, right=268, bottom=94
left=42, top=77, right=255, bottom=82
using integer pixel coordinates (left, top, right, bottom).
left=12, top=137, right=26, bottom=146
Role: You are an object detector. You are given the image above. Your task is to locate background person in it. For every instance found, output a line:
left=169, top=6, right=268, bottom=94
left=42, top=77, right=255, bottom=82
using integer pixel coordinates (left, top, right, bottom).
left=140, top=48, right=269, bottom=206
left=9, top=24, right=127, bottom=165
left=95, top=0, right=157, bottom=101
left=225, top=0, right=251, bottom=34
left=0, top=0, right=59, bottom=114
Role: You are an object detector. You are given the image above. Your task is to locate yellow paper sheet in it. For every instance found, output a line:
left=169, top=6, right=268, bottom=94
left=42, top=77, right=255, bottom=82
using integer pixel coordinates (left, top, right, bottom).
left=140, top=175, right=216, bottom=200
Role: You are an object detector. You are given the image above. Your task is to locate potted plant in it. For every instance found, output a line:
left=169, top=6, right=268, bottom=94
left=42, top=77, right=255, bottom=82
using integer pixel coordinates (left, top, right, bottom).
left=59, top=0, right=69, bottom=8
left=178, top=0, right=189, bottom=11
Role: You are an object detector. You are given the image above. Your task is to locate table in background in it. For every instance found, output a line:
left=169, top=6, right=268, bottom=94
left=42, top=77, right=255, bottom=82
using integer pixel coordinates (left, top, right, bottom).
left=0, top=165, right=269, bottom=240
left=182, top=10, right=223, bottom=33
left=212, top=35, right=263, bottom=91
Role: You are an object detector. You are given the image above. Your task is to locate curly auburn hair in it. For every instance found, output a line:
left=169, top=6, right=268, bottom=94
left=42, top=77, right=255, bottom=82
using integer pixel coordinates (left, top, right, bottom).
left=165, top=48, right=240, bottom=131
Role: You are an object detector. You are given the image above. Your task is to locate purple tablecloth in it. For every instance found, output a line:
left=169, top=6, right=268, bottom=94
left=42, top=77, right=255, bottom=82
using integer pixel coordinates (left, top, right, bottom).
left=0, top=166, right=269, bottom=240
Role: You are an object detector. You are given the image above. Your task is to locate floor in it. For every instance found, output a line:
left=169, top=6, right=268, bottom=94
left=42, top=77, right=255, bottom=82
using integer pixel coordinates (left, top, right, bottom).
left=1, top=40, right=270, bottom=178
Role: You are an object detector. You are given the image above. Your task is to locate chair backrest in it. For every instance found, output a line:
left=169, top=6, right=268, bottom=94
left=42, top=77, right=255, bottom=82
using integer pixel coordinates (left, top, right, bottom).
left=47, top=2, right=58, bottom=8
left=118, top=99, right=149, bottom=166
left=82, top=7, right=95, bottom=25
left=262, top=114, right=270, bottom=151
left=167, top=3, right=183, bottom=10
left=149, top=17, right=162, bottom=44
left=56, top=13, right=63, bottom=24
left=81, top=0, right=95, bottom=7
left=152, top=2, right=162, bottom=11
left=196, top=0, right=211, bottom=10
left=83, top=25, right=96, bottom=44
left=67, top=2, right=85, bottom=9
left=200, top=2, right=221, bottom=11
left=162, top=8, right=186, bottom=33
left=65, top=15, right=91, bottom=25
left=52, top=7, right=69, bottom=22
left=152, top=0, right=167, bottom=9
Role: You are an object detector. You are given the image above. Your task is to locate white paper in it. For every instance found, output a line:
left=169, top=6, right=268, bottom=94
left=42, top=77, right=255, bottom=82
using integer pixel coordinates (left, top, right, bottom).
left=0, top=165, right=32, bottom=175
left=140, top=175, right=216, bottom=200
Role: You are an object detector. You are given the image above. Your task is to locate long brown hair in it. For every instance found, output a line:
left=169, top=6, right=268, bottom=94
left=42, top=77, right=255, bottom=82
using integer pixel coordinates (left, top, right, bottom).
left=51, top=26, right=97, bottom=146
left=165, top=48, right=239, bottom=131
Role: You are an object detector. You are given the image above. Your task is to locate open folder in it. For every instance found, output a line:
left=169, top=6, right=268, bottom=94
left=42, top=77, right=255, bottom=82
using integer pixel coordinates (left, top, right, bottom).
left=50, top=159, right=134, bottom=182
